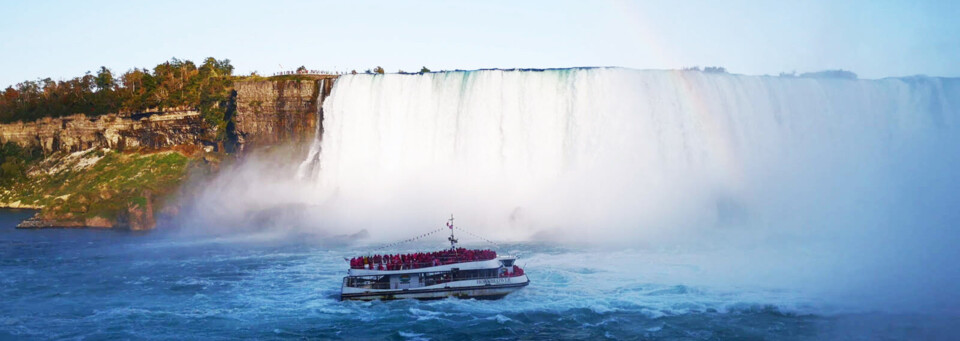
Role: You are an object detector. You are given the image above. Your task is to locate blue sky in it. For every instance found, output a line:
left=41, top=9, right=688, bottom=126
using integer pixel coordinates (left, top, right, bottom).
left=0, top=0, right=957, bottom=86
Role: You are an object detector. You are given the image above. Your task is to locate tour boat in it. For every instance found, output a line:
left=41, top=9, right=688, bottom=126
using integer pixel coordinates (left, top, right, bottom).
left=341, top=216, right=529, bottom=301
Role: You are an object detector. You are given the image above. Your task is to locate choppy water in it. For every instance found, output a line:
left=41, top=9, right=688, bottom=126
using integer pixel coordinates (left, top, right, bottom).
left=0, top=210, right=955, bottom=340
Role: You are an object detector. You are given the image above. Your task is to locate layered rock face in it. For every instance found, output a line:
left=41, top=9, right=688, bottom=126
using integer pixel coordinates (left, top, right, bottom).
left=233, top=76, right=336, bottom=151
left=0, top=111, right=206, bottom=153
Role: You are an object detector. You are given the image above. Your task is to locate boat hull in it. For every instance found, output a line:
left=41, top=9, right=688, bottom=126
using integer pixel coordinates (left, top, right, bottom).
left=341, top=275, right=529, bottom=301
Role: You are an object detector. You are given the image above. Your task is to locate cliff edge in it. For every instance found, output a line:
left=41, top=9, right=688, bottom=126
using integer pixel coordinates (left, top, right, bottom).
left=231, top=76, right=335, bottom=151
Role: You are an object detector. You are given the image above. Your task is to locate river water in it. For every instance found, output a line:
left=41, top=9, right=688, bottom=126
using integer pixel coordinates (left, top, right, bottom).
left=1, top=210, right=955, bottom=340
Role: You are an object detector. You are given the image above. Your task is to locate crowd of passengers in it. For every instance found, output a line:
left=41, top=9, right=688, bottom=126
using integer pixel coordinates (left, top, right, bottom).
left=349, top=248, right=497, bottom=270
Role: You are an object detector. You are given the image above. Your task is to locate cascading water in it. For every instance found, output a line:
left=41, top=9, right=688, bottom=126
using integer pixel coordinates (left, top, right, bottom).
left=299, top=68, right=959, bottom=248
left=296, top=78, right=328, bottom=180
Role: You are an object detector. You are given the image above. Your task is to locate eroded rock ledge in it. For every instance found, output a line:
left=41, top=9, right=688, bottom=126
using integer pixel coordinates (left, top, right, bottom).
left=0, top=110, right=207, bottom=154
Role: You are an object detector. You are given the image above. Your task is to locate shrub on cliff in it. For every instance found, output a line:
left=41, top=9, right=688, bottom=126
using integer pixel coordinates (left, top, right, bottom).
left=0, top=159, right=26, bottom=184
left=0, top=143, right=41, bottom=185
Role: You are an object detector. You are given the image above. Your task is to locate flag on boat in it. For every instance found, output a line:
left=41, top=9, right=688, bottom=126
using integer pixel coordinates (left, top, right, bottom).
left=446, top=221, right=453, bottom=229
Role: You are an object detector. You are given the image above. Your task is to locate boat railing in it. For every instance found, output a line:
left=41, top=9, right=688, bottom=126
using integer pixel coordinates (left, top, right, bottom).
left=350, top=255, right=497, bottom=270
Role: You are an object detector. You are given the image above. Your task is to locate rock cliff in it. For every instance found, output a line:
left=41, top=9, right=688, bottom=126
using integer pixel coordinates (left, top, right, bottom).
left=232, top=76, right=336, bottom=151
left=0, top=111, right=207, bottom=154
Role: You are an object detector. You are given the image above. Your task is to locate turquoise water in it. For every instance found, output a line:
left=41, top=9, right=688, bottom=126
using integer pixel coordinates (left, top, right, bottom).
left=0, top=210, right=954, bottom=340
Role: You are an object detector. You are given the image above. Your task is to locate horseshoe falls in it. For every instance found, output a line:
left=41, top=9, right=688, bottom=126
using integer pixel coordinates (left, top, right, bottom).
left=286, top=68, right=960, bottom=323
left=303, top=68, right=959, bottom=249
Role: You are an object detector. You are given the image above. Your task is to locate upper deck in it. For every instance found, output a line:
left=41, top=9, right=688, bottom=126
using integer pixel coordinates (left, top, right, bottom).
left=347, top=256, right=516, bottom=276
left=348, top=248, right=498, bottom=272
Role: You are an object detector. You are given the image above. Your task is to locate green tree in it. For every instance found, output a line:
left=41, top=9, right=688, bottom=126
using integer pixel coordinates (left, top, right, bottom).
left=0, top=142, right=41, bottom=184
left=194, top=57, right=234, bottom=140
left=93, top=67, right=117, bottom=115
left=420, top=66, right=430, bottom=73
left=95, top=66, right=115, bottom=91
left=0, top=158, right=24, bottom=183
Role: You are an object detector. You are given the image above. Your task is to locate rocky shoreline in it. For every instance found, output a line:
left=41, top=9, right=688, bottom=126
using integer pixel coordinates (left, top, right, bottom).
left=0, top=200, right=42, bottom=209
left=10, top=190, right=155, bottom=230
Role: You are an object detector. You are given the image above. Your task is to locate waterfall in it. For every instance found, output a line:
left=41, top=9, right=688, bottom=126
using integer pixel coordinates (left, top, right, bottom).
left=297, top=78, right=328, bottom=180
left=297, top=68, right=958, bottom=243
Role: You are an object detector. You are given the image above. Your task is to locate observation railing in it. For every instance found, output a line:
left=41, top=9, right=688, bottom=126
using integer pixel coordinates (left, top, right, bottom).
left=349, top=255, right=498, bottom=270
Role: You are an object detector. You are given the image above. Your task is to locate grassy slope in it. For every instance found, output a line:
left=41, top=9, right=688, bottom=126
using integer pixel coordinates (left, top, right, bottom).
left=0, top=149, right=193, bottom=221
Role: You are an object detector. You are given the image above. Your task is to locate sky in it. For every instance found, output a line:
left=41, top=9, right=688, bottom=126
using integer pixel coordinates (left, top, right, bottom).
left=0, top=0, right=958, bottom=86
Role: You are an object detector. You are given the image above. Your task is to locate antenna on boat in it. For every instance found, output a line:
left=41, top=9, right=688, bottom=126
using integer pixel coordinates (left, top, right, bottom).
left=446, top=214, right=458, bottom=251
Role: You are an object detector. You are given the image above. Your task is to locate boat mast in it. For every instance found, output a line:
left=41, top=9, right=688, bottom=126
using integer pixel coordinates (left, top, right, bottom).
left=446, top=214, right=458, bottom=251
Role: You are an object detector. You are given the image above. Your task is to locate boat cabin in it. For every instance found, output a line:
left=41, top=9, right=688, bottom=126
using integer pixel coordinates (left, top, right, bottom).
left=343, top=256, right=524, bottom=291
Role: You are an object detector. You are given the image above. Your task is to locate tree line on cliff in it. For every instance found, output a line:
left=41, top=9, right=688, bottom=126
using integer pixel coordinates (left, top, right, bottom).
left=0, top=57, right=234, bottom=138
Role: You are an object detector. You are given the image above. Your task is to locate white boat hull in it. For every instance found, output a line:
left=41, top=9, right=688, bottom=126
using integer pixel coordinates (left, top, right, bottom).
left=341, top=275, right=529, bottom=301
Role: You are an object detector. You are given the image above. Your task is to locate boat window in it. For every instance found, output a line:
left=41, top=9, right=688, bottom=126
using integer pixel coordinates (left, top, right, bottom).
left=345, top=275, right=390, bottom=289
left=421, top=271, right=452, bottom=286
left=349, top=267, right=510, bottom=289
left=452, top=269, right=500, bottom=281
